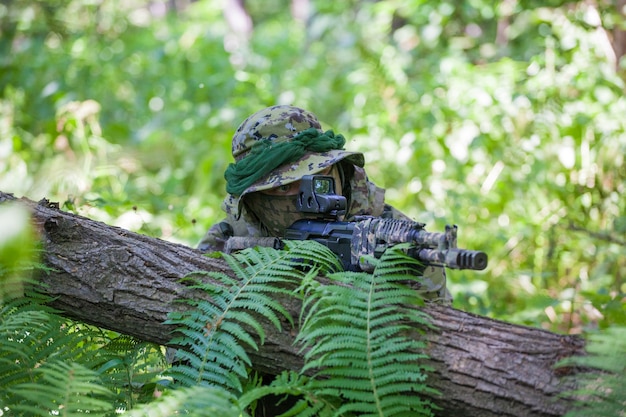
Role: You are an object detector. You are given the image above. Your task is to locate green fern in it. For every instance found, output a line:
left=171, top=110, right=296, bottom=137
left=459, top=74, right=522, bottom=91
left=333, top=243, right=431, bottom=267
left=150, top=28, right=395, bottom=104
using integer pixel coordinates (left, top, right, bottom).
left=126, top=371, right=336, bottom=417
left=238, top=370, right=338, bottom=417
left=9, top=361, right=115, bottom=416
left=0, top=293, right=99, bottom=391
left=0, top=298, right=53, bottom=394
left=558, top=325, right=626, bottom=417
left=163, top=240, right=438, bottom=416
left=296, top=243, right=439, bottom=417
left=125, top=385, right=241, bottom=417
left=165, top=241, right=341, bottom=393
left=96, top=334, right=168, bottom=411
left=1, top=289, right=167, bottom=416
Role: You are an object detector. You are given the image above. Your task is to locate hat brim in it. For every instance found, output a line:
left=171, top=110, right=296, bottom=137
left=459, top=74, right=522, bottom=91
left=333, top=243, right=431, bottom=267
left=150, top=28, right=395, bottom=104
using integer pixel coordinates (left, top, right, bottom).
left=240, top=150, right=364, bottom=197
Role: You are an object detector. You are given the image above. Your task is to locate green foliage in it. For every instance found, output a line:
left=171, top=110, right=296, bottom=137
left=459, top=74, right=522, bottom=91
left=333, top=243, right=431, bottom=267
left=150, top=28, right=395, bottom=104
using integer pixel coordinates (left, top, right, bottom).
left=0, top=202, right=37, bottom=302
left=125, top=385, right=241, bottom=417
left=1, top=0, right=626, bottom=414
left=0, top=293, right=167, bottom=415
left=165, top=241, right=341, bottom=392
left=97, top=335, right=168, bottom=410
left=239, top=371, right=335, bottom=417
left=558, top=326, right=626, bottom=417
left=10, top=362, right=115, bottom=417
left=0, top=296, right=98, bottom=389
left=297, top=244, right=438, bottom=416
left=160, top=240, right=437, bottom=416
left=1, top=295, right=99, bottom=414
left=2, top=0, right=624, bottom=333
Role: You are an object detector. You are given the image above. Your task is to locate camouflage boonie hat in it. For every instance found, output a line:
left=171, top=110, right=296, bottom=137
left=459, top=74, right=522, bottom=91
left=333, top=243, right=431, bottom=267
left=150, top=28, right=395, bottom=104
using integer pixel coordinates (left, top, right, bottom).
left=231, top=105, right=365, bottom=197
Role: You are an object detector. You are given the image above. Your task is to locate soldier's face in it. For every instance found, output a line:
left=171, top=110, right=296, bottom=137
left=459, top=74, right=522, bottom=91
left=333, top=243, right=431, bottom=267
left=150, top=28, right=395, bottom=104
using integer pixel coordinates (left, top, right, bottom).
left=245, top=165, right=344, bottom=236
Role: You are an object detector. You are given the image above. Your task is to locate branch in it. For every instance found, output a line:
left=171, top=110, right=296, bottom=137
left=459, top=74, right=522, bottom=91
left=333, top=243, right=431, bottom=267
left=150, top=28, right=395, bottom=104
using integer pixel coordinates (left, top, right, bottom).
left=567, top=221, right=626, bottom=246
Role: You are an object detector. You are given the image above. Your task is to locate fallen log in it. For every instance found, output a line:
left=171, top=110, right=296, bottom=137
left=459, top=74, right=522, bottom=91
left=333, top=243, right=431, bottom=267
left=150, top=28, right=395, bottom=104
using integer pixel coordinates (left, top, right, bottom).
left=1, top=191, right=585, bottom=417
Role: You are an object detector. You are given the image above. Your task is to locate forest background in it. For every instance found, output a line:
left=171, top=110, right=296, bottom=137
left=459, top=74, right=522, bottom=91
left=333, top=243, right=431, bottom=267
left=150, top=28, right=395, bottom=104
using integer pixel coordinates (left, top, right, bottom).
left=1, top=0, right=625, bottom=336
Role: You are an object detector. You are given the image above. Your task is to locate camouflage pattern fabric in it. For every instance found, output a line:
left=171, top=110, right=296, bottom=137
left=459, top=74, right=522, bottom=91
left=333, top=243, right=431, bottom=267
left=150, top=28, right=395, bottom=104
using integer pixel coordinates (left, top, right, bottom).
left=224, top=236, right=282, bottom=253
left=244, top=193, right=318, bottom=236
left=350, top=217, right=452, bottom=303
left=227, top=105, right=364, bottom=200
left=242, top=164, right=345, bottom=236
left=231, top=105, right=323, bottom=162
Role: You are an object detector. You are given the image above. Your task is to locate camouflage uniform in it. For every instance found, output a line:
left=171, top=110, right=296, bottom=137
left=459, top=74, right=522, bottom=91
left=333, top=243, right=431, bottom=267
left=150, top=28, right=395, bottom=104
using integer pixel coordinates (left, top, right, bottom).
left=198, top=105, right=451, bottom=303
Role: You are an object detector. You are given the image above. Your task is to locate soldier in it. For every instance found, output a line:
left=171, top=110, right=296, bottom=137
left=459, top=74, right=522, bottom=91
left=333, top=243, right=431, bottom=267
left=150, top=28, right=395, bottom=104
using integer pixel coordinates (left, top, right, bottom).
left=198, top=105, right=451, bottom=303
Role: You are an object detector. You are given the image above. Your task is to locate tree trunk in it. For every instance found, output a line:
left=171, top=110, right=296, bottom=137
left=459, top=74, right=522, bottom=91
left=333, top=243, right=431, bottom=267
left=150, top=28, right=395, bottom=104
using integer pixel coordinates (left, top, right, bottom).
left=613, top=0, right=626, bottom=75
left=1, top=191, right=584, bottom=417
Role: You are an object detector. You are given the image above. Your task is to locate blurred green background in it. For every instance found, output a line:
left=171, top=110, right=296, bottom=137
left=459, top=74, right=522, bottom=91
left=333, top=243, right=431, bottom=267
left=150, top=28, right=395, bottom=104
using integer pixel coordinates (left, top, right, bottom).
left=1, top=0, right=624, bottom=333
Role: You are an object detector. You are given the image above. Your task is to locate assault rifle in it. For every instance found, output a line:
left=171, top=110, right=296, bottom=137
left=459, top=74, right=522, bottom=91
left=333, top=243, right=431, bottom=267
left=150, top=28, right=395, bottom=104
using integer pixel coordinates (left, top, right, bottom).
left=226, top=175, right=487, bottom=272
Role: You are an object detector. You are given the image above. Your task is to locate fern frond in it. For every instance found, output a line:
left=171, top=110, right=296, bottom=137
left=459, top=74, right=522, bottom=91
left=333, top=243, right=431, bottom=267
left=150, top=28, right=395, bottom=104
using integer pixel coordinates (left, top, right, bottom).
left=166, top=242, right=338, bottom=393
left=369, top=243, right=428, bottom=282
left=297, top=245, right=438, bottom=417
left=9, top=361, right=115, bottom=417
left=1, top=290, right=156, bottom=415
left=558, top=325, right=626, bottom=417
left=96, top=334, right=167, bottom=410
left=0, top=295, right=100, bottom=393
left=125, top=385, right=241, bottom=417
left=239, top=371, right=337, bottom=417
left=280, top=240, right=345, bottom=274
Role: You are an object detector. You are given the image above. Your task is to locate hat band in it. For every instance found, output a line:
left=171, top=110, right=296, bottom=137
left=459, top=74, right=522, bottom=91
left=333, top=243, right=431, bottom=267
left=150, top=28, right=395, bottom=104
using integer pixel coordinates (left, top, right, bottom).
left=224, top=128, right=346, bottom=196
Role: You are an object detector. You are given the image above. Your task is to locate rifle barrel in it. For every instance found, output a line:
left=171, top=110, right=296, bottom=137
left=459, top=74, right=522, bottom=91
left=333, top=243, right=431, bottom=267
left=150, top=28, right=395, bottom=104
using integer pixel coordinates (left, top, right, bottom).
left=414, top=248, right=488, bottom=270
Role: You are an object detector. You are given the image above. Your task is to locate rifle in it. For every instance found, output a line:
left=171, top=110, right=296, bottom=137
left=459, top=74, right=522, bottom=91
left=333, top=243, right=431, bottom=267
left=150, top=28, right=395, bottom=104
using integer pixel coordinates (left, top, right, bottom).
left=227, top=175, right=487, bottom=272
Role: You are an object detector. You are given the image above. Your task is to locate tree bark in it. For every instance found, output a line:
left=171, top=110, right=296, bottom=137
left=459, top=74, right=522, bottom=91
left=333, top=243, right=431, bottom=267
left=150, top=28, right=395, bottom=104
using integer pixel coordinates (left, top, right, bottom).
left=613, top=0, right=626, bottom=75
left=1, top=191, right=584, bottom=417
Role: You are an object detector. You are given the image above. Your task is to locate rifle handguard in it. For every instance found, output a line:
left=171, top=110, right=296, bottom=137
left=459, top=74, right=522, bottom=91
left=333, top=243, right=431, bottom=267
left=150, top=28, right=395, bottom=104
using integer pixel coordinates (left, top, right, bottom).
left=351, top=217, right=488, bottom=271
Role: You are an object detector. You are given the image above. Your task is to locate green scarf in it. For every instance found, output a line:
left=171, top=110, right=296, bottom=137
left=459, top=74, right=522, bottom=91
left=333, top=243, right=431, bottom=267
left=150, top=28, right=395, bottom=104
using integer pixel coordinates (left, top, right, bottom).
left=224, top=128, right=346, bottom=196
